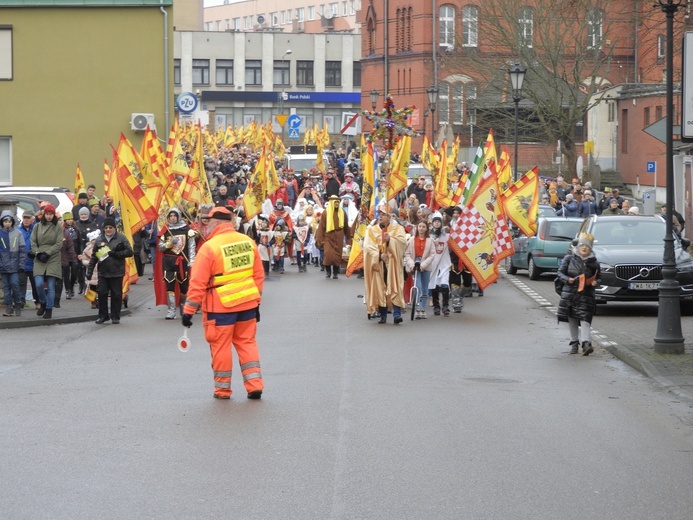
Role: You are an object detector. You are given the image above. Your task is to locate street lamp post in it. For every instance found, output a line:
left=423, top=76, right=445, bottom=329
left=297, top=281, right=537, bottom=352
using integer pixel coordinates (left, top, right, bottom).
left=508, top=63, right=527, bottom=182
left=370, top=89, right=379, bottom=111
left=654, top=0, right=685, bottom=354
left=279, top=49, right=292, bottom=142
left=427, top=87, right=438, bottom=144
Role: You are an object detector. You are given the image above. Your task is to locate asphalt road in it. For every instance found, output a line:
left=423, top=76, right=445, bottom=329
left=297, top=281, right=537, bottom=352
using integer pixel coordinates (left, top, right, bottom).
left=1, top=266, right=692, bottom=519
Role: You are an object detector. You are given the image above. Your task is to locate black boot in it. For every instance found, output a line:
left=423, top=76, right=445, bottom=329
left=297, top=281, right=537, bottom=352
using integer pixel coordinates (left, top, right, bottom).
left=36, top=303, right=46, bottom=317
left=569, top=341, right=579, bottom=354
left=378, top=306, right=387, bottom=324
left=42, top=308, right=53, bottom=319
left=432, top=288, right=440, bottom=315
left=325, top=265, right=332, bottom=278
left=582, top=341, right=594, bottom=356
left=441, top=287, right=450, bottom=316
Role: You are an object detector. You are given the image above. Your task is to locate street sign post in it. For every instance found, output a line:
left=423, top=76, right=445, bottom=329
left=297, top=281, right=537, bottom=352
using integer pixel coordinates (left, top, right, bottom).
left=287, top=114, right=301, bottom=140
left=647, top=160, right=657, bottom=190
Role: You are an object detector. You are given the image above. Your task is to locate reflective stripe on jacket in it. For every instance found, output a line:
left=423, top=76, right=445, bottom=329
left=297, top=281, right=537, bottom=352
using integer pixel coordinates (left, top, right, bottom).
left=184, top=222, right=264, bottom=315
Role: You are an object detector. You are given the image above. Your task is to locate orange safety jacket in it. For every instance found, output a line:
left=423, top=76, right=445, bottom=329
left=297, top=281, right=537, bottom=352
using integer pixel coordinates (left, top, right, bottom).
left=183, top=222, right=264, bottom=315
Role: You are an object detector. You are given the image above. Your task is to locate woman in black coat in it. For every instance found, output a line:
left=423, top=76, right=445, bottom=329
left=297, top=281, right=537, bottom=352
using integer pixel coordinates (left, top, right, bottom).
left=556, top=233, right=600, bottom=355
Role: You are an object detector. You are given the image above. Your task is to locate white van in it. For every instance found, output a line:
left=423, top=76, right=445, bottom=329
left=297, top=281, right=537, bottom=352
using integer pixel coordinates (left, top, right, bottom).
left=0, top=186, right=75, bottom=216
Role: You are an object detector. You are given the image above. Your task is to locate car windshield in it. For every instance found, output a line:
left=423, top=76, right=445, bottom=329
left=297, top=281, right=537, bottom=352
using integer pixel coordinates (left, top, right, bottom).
left=546, top=220, right=583, bottom=241
left=592, top=220, right=664, bottom=246
left=538, top=205, right=556, bottom=217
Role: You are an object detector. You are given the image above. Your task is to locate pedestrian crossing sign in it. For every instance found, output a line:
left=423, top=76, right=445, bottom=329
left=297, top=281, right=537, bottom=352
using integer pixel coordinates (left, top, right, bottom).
left=289, top=128, right=300, bottom=139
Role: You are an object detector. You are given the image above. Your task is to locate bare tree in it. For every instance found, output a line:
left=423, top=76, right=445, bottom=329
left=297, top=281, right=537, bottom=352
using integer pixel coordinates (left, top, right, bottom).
left=440, top=0, right=641, bottom=179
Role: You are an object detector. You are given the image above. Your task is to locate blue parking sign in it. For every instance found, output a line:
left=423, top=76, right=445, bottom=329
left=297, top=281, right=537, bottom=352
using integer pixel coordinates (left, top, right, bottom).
left=646, top=161, right=656, bottom=173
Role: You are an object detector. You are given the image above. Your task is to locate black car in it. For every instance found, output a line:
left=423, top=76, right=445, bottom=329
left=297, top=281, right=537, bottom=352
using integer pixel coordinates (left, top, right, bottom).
left=577, top=214, right=693, bottom=303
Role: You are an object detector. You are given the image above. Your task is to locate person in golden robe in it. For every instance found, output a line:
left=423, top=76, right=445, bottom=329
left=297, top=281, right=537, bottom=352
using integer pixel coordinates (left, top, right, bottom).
left=363, top=205, right=407, bottom=324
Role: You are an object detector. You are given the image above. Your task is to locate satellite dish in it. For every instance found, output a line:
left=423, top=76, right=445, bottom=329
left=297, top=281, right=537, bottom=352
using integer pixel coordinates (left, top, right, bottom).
left=323, top=10, right=334, bottom=20
left=257, top=14, right=265, bottom=24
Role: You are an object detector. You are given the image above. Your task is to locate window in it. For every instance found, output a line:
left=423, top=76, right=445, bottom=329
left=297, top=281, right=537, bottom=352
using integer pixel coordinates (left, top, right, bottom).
left=519, top=8, right=533, bottom=48
left=244, top=16, right=252, bottom=29
left=0, top=137, right=10, bottom=184
left=466, top=83, right=477, bottom=125
left=174, top=58, right=181, bottom=85
left=215, top=21, right=221, bottom=31
left=297, top=60, right=314, bottom=86
left=274, top=60, right=290, bottom=86
left=343, top=1, right=348, bottom=16
left=1, top=26, right=13, bottom=80
left=350, top=1, right=357, bottom=15
left=325, top=61, right=342, bottom=86
left=353, top=61, right=361, bottom=87
left=271, top=12, right=279, bottom=26
left=330, top=3, right=339, bottom=16
left=308, top=6, right=315, bottom=20
left=621, top=109, right=628, bottom=153
left=453, top=84, right=463, bottom=125
left=233, top=18, right=241, bottom=30
left=192, top=59, right=210, bottom=85
left=205, top=22, right=213, bottom=31
left=245, top=60, right=262, bottom=85
left=439, top=5, right=455, bottom=47
left=216, top=59, right=234, bottom=85
left=658, top=34, right=665, bottom=59
left=297, top=8, right=305, bottom=21
left=281, top=11, right=286, bottom=25
left=587, top=8, right=603, bottom=50
left=462, top=6, right=478, bottom=47
left=607, top=101, right=615, bottom=122
left=644, top=106, right=650, bottom=127
left=656, top=105, right=663, bottom=120
left=287, top=10, right=292, bottom=22
left=438, top=83, right=450, bottom=124
left=225, top=19, right=230, bottom=30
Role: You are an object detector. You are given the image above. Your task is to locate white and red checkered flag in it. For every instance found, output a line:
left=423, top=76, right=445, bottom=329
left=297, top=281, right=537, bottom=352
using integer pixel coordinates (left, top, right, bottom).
left=493, top=216, right=515, bottom=260
left=449, top=205, right=485, bottom=252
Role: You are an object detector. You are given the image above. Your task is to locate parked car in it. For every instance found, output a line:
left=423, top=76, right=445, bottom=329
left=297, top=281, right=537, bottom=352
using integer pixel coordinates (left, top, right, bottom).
left=506, top=217, right=584, bottom=279
left=406, top=163, right=431, bottom=185
left=0, top=186, right=75, bottom=216
left=577, top=214, right=693, bottom=303
left=538, top=204, right=557, bottom=218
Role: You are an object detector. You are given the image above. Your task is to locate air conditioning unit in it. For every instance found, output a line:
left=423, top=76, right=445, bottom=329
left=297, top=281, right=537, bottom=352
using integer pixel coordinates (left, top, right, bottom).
left=131, top=113, right=156, bottom=132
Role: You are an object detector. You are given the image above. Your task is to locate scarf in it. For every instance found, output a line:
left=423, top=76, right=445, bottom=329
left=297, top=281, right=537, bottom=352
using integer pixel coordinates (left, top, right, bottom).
left=325, top=201, right=344, bottom=233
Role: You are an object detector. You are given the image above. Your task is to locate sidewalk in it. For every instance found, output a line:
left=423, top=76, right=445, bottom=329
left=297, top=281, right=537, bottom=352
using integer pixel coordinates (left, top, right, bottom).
left=0, top=274, right=154, bottom=330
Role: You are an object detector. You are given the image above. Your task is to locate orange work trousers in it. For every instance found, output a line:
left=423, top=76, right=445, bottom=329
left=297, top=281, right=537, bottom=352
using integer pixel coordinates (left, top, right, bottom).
left=203, top=309, right=264, bottom=398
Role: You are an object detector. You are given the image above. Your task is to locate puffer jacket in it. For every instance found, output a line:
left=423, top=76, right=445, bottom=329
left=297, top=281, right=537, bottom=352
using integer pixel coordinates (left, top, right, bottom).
left=556, top=248, right=601, bottom=323
left=86, top=230, right=133, bottom=279
left=0, top=211, right=27, bottom=274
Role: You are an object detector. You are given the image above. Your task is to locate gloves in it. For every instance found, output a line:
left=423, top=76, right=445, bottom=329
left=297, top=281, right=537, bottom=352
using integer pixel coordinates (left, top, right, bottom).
left=115, top=242, right=125, bottom=252
left=414, top=261, right=421, bottom=272
left=181, top=313, right=193, bottom=328
left=19, top=268, right=24, bottom=273
left=255, top=305, right=261, bottom=323
left=36, top=252, right=49, bottom=263
left=27, top=251, right=36, bottom=259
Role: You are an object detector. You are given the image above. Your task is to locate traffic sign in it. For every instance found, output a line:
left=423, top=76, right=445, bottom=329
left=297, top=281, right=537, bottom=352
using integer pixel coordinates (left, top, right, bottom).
left=288, top=128, right=300, bottom=139
left=287, top=114, right=302, bottom=131
left=275, top=114, right=288, bottom=127
left=646, top=161, right=657, bottom=173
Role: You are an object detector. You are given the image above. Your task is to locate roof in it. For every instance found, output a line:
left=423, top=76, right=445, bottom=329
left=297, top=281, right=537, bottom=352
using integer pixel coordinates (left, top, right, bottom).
left=0, top=1, right=172, bottom=6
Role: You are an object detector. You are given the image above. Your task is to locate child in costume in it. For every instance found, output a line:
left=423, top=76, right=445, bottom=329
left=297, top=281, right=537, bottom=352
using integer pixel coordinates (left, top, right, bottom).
left=292, top=214, right=312, bottom=272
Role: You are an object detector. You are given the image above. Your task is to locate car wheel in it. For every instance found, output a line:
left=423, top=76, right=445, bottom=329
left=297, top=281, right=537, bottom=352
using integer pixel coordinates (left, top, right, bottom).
left=528, top=257, right=541, bottom=280
left=505, top=256, right=518, bottom=275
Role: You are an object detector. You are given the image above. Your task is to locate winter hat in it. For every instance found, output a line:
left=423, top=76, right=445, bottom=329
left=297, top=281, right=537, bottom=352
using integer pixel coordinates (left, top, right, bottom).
left=431, top=212, right=443, bottom=222
left=628, top=206, right=640, bottom=215
left=79, top=207, right=90, bottom=217
left=43, top=204, right=56, bottom=214
left=577, top=233, right=594, bottom=249
left=62, top=211, right=74, bottom=220
left=208, top=207, right=233, bottom=221
left=22, top=210, right=35, bottom=218
left=103, top=217, right=117, bottom=228
left=565, top=193, right=574, bottom=200
left=77, top=191, right=88, bottom=200
left=89, top=200, right=100, bottom=207
left=87, top=229, right=101, bottom=242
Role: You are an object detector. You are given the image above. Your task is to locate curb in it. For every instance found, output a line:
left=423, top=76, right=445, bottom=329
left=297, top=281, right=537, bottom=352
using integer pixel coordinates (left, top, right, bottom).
left=503, top=271, right=693, bottom=406
left=0, top=308, right=133, bottom=329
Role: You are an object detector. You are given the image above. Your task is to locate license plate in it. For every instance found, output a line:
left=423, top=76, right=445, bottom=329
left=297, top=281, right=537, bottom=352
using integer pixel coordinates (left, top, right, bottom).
left=629, top=282, right=659, bottom=290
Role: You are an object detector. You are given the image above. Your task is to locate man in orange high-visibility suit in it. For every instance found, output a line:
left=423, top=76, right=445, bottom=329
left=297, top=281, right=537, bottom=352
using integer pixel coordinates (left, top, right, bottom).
left=181, top=206, right=265, bottom=400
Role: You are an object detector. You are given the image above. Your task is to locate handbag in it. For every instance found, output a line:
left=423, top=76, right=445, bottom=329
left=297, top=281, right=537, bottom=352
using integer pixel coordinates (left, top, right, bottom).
left=554, top=277, right=565, bottom=295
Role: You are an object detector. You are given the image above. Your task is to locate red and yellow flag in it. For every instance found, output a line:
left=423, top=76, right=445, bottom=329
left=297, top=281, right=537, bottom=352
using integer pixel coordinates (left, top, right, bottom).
left=115, top=134, right=159, bottom=234
left=75, top=164, right=86, bottom=196
left=501, top=166, right=540, bottom=237
left=433, top=139, right=452, bottom=208
left=497, top=145, right=512, bottom=192
left=387, top=135, right=410, bottom=201
left=448, top=164, right=514, bottom=291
